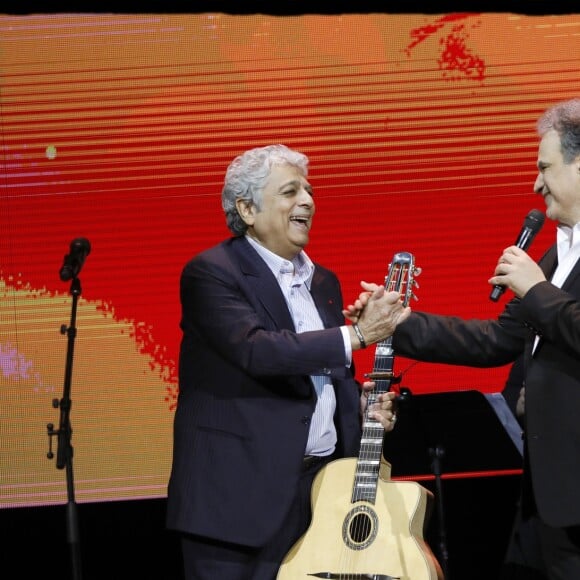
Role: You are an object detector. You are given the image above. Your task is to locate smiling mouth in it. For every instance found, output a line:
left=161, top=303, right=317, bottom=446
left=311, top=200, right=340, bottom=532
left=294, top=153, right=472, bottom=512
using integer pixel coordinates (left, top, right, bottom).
left=290, top=216, right=310, bottom=228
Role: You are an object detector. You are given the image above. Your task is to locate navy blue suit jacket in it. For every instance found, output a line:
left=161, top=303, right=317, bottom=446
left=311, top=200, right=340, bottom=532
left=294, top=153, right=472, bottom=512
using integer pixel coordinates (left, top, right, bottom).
left=166, top=236, right=362, bottom=546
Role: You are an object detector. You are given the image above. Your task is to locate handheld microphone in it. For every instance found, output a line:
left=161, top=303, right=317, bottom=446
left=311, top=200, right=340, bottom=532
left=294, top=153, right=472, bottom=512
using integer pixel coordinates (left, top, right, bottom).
left=489, top=209, right=545, bottom=302
left=59, top=238, right=91, bottom=281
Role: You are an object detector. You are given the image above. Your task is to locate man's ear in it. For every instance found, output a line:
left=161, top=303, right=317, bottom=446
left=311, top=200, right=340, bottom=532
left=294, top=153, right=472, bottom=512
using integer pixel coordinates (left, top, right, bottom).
left=236, top=199, right=255, bottom=225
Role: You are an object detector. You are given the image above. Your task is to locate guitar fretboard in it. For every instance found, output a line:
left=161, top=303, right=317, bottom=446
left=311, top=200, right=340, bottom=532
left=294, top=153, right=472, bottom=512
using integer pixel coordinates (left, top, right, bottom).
left=352, top=340, right=395, bottom=504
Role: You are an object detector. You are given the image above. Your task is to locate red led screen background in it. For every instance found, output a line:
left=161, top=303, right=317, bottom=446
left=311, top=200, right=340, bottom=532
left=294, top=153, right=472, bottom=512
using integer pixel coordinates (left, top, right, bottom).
left=1, top=12, right=578, bottom=507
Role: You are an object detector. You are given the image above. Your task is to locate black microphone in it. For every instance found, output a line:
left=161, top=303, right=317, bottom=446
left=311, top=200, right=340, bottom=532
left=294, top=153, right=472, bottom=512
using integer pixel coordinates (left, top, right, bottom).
left=59, top=238, right=91, bottom=281
left=489, top=209, right=545, bottom=302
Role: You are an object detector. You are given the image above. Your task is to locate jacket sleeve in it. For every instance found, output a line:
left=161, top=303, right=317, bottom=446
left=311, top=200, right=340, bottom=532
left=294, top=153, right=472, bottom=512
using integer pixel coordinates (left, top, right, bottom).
left=392, top=296, right=529, bottom=368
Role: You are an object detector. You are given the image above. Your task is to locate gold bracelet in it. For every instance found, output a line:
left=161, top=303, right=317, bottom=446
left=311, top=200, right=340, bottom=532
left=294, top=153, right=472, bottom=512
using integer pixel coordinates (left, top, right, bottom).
left=352, top=323, right=367, bottom=349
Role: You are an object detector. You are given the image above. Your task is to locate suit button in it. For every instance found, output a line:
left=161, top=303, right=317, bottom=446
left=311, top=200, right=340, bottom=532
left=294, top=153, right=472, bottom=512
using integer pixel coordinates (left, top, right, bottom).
left=301, top=416, right=311, bottom=425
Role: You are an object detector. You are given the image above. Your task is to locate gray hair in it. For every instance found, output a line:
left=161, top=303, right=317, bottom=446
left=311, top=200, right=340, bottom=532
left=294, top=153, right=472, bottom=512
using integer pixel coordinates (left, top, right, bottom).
left=221, top=144, right=309, bottom=235
left=537, top=97, right=580, bottom=164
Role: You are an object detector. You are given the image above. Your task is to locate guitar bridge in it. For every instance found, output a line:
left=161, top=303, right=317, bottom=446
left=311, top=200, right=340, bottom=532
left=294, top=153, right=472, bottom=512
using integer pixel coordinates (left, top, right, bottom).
left=308, top=573, right=401, bottom=579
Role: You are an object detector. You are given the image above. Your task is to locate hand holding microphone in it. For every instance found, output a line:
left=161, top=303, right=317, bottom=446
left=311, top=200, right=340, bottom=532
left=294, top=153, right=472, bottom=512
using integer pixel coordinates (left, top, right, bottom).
left=489, top=209, right=545, bottom=301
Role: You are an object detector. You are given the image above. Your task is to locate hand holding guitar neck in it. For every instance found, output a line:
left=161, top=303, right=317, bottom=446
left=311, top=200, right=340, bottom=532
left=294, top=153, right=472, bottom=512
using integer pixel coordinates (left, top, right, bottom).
left=353, top=287, right=411, bottom=348
left=345, top=260, right=420, bottom=349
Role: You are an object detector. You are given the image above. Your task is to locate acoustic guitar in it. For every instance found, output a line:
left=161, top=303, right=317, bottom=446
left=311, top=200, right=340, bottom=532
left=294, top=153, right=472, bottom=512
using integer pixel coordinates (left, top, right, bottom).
left=277, top=251, right=444, bottom=580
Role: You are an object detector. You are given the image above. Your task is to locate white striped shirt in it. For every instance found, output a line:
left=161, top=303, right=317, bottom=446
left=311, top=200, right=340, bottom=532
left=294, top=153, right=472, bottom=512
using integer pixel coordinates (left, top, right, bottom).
left=246, top=235, right=351, bottom=456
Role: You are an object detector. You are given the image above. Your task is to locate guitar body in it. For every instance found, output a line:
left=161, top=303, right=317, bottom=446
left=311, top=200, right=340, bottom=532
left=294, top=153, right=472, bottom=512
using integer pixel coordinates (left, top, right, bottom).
left=277, top=457, right=443, bottom=580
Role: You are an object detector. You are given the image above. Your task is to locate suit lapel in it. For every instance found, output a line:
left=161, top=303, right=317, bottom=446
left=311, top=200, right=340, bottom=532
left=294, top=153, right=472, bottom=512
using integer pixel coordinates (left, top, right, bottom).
left=539, top=244, right=558, bottom=280
left=540, top=243, right=580, bottom=291
left=561, top=253, right=580, bottom=292
left=310, top=268, right=342, bottom=329
left=230, top=237, right=295, bottom=330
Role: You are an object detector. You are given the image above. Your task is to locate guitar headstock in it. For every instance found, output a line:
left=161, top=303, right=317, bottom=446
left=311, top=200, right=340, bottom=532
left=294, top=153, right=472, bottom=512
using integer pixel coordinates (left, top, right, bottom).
left=384, top=251, right=420, bottom=307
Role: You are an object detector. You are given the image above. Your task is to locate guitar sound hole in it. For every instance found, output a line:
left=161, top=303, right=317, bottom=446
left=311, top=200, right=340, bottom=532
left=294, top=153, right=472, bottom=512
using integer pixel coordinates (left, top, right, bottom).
left=350, top=513, right=372, bottom=542
left=342, top=506, right=378, bottom=550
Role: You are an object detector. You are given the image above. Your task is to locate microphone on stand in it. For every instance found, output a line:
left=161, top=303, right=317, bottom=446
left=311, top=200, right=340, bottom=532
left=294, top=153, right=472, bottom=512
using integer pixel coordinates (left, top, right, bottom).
left=59, top=238, right=91, bottom=281
left=489, top=209, right=545, bottom=302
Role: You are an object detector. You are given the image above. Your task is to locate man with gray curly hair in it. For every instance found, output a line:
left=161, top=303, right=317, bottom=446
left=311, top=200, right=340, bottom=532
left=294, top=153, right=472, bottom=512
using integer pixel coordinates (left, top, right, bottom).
left=167, top=144, right=411, bottom=579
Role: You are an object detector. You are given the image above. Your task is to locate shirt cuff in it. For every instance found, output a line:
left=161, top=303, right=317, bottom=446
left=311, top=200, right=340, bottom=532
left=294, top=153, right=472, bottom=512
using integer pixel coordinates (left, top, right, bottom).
left=340, top=325, right=353, bottom=367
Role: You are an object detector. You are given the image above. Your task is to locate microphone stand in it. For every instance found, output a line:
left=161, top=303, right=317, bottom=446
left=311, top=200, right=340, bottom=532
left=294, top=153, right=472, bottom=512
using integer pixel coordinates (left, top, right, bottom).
left=47, top=275, right=84, bottom=580
left=429, top=445, right=450, bottom=580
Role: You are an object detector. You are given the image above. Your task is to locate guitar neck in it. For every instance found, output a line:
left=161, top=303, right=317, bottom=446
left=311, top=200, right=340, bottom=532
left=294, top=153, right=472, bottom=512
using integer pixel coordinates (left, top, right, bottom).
left=352, top=338, right=395, bottom=504
left=351, top=251, right=416, bottom=505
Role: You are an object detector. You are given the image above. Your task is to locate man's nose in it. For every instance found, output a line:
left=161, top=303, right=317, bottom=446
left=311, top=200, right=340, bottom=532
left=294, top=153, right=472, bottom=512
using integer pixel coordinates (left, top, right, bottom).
left=298, top=188, right=313, bottom=205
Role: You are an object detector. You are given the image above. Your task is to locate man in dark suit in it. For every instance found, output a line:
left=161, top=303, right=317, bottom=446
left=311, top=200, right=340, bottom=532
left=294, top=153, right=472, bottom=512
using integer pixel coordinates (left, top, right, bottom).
left=166, top=144, right=411, bottom=580
left=346, top=97, right=580, bottom=579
